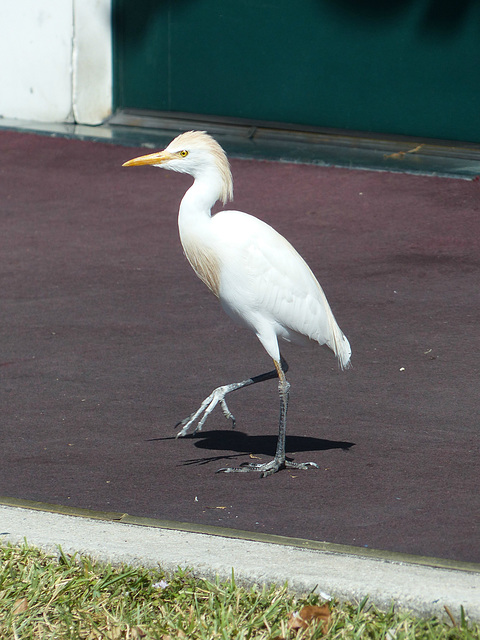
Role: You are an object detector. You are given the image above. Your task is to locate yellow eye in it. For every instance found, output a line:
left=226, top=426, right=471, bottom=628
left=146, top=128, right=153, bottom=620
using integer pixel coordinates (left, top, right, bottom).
left=179, top=150, right=188, bottom=157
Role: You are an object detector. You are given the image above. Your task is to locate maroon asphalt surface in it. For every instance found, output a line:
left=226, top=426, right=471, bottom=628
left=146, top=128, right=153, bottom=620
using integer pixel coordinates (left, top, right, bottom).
left=1, top=130, right=479, bottom=563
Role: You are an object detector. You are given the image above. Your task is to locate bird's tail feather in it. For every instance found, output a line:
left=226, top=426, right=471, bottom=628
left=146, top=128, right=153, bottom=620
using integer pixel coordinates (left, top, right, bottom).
left=327, top=319, right=352, bottom=370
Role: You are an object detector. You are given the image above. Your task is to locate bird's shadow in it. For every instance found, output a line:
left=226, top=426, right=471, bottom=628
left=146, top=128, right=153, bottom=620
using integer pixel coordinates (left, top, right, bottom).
left=149, top=429, right=355, bottom=467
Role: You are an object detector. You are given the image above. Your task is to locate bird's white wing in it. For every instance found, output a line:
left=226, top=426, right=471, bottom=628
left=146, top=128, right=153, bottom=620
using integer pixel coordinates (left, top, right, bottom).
left=211, top=211, right=350, bottom=366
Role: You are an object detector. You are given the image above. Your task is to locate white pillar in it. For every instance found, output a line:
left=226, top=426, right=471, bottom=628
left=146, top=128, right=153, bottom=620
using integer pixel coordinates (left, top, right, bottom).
left=73, top=0, right=112, bottom=125
left=0, top=0, right=112, bottom=125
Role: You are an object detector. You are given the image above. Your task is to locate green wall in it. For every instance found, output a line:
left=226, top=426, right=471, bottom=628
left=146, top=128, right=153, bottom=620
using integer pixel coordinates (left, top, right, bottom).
left=113, top=0, right=480, bottom=142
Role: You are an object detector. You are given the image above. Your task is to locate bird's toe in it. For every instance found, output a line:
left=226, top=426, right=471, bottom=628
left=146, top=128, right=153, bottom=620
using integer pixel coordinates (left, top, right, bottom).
left=285, top=460, right=319, bottom=470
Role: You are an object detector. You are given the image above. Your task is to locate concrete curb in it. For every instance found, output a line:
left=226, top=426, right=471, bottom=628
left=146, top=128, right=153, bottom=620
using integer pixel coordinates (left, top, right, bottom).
left=1, top=505, right=479, bottom=624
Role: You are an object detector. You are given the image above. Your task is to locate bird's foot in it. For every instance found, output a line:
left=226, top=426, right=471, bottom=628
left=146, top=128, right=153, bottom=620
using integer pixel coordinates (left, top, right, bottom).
left=216, top=458, right=319, bottom=478
left=175, top=384, right=237, bottom=437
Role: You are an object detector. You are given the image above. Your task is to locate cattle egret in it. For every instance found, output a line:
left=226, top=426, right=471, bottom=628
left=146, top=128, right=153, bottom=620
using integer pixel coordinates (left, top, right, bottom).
left=123, top=131, right=351, bottom=477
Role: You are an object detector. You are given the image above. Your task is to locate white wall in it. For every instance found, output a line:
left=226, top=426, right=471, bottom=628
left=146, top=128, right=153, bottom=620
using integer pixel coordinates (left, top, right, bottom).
left=0, top=0, right=112, bottom=125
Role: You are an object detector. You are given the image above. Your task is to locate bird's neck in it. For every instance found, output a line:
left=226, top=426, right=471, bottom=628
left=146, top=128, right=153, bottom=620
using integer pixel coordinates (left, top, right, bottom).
left=177, top=172, right=224, bottom=297
left=179, top=169, right=223, bottom=226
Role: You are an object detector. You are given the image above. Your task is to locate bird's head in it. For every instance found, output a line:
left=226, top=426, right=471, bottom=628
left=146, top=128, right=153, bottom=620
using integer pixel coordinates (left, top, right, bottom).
left=122, top=130, right=233, bottom=204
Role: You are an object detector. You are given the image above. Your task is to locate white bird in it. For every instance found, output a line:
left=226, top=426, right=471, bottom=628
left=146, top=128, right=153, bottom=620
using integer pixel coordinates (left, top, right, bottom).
left=123, top=131, right=351, bottom=477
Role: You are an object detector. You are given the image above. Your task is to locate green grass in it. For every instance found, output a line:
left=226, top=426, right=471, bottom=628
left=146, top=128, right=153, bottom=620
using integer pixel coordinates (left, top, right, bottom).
left=0, top=542, right=478, bottom=639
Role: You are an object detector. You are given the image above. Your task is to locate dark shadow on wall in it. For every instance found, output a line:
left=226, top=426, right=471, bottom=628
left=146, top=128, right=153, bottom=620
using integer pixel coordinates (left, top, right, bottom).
left=113, top=0, right=480, bottom=42
left=320, top=0, right=479, bottom=34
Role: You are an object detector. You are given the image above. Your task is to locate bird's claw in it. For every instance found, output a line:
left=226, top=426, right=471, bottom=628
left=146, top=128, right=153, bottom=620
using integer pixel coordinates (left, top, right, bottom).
left=216, top=459, right=319, bottom=478
left=175, top=385, right=236, bottom=437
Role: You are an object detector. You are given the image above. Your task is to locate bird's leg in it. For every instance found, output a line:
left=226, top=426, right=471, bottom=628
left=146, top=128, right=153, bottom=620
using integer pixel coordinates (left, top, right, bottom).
left=217, top=360, right=319, bottom=477
left=175, top=357, right=289, bottom=438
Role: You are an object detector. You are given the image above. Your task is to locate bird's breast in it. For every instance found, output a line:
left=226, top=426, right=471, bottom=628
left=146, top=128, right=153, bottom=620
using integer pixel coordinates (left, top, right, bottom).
left=180, top=234, right=222, bottom=298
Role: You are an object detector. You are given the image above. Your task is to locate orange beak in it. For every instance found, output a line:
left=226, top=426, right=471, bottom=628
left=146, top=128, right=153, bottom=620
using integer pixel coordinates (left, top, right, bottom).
left=122, top=150, right=174, bottom=167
